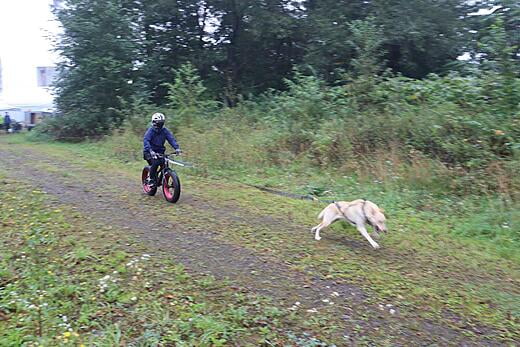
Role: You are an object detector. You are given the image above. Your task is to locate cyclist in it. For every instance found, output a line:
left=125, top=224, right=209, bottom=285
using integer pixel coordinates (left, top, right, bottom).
left=143, top=113, right=181, bottom=187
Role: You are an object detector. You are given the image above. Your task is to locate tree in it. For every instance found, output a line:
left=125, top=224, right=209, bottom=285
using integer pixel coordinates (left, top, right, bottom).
left=132, top=0, right=214, bottom=104
left=164, top=63, right=219, bottom=125
left=301, top=0, right=370, bottom=81
left=303, top=0, right=473, bottom=79
left=52, top=0, right=137, bottom=138
left=209, top=0, right=305, bottom=104
left=465, top=0, right=519, bottom=70
left=371, top=0, right=471, bottom=78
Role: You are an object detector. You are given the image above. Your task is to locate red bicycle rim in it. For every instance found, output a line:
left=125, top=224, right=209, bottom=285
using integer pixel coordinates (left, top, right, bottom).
left=163, top=174, right=174, bottom=199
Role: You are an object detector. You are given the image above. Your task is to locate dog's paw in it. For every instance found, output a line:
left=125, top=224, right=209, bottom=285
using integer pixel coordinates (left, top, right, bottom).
left=372, top=243, right=380, bottom=249
left=314, top=236, right=321, bottom=241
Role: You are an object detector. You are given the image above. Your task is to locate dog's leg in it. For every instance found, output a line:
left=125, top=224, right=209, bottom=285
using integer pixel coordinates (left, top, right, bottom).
left=313, top=224, right=323, bottom=241
left=313, top=215, right=343, bottom=241
left=356, top=224, right=380, bottom=249
left=313, top=220, right=331, bottom=241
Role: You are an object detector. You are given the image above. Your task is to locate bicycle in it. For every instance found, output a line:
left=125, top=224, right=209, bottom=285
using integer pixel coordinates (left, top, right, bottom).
left=141, top=153, right=183, bottom=203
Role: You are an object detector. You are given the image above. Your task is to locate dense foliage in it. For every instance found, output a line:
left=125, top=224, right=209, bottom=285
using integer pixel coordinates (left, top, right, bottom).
left=37, top=0, right=519, bottom=196
left=46, top=0, right=518, bottom=108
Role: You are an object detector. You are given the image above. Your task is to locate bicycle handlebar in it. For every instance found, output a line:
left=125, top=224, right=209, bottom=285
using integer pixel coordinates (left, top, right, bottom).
left=153, top=152, right=179, bottom=158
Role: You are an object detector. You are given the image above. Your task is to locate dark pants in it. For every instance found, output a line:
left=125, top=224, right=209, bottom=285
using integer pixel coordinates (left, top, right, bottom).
left=144, top=152, right=164, bottom=183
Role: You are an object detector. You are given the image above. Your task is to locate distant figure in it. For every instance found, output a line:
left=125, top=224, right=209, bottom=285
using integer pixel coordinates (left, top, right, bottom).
left=3, top=113, right=11, bottom=133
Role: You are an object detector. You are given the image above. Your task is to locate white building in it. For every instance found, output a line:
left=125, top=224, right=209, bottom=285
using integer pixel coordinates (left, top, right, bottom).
left=0, top=62, right=56, bottom=126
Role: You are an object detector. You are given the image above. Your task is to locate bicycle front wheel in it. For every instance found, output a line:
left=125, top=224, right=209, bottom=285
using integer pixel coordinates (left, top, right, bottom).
left=162, top=169, right=181, bottom=203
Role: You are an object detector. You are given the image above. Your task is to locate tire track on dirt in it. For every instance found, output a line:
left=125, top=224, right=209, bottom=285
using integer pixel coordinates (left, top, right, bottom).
left=0, top=146, right=502, bottom=345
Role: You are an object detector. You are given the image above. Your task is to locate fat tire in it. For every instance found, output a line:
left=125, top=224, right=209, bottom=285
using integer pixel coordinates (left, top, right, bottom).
left=162, top=169, right=181, bottom=203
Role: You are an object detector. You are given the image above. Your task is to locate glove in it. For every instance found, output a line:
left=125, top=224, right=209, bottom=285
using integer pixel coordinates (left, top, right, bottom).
left=150, top=150, right=158, bottom=159
left=175, top=148, right=182, bottom=155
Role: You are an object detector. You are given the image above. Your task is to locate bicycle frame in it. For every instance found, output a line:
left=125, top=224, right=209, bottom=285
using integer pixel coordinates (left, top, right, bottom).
left=155, top=153, right=184, bottom=182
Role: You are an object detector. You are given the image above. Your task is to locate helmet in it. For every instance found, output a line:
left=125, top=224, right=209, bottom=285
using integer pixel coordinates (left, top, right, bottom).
left=151, top=112, right=165, bottom=129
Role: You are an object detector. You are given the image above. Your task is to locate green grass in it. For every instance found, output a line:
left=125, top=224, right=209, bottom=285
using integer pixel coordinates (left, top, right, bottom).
left=0, top=172, right=332, bottom=346
left=193, top=179, right=520, bottom=332
left=2, top=133, right=519, bottom=344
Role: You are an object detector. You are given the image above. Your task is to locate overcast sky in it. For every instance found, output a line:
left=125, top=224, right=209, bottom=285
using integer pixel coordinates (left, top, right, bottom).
left=0, top=0, right=59, bottom=105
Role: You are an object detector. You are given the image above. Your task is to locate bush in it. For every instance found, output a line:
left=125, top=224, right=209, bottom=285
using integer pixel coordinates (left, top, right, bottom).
left=36, top=62, right=519, bottom=199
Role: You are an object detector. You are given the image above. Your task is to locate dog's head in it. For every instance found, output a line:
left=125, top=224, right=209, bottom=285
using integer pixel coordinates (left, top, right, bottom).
left=368, top=205, right=387, bottom=233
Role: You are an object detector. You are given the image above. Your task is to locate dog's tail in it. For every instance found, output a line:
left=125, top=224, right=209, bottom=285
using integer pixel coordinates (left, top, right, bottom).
left=318, top=203, right=332, bottom=220
left=317, top=208, right=325, bottom=220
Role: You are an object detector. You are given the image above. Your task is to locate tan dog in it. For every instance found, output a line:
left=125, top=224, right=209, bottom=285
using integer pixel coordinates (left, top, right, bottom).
left=311, top=199, right=387, bottom=249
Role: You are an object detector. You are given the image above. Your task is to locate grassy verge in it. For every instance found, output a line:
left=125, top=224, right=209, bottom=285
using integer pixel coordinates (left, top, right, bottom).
left=14, top=130, right=520, bottom=262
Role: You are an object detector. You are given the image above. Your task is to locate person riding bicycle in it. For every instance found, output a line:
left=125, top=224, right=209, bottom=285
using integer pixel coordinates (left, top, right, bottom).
left=143, top=113, right=181, bottom=187
left=3, top=113, right=12, bottom=133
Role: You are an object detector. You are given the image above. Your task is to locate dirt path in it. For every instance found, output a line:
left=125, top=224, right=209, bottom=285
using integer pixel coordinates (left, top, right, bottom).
left=0, top=143, right=511, bottom=345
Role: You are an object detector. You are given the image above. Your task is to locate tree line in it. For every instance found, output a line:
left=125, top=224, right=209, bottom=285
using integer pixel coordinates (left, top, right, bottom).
left=47, top=0, right=519, bottom=138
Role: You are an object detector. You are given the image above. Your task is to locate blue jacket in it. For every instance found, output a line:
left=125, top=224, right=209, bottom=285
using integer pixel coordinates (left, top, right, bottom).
left=143, top=127, right=179, bottom=154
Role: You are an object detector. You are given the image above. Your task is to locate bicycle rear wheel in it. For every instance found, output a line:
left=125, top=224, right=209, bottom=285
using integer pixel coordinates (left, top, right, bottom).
left=162, top=169, right=181, bottom=203
left=142, top=166, right=157, bottom=196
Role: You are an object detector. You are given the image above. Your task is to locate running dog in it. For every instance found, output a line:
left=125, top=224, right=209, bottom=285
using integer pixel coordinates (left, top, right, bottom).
left=311, top=199, right=387, bottom=249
